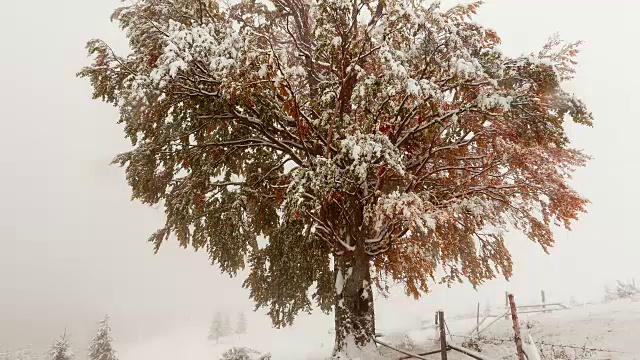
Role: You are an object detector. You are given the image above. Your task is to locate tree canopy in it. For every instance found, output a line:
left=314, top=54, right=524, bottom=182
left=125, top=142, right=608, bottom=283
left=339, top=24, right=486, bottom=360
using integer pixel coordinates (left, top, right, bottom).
left=79, top=0, right=591, bottom=354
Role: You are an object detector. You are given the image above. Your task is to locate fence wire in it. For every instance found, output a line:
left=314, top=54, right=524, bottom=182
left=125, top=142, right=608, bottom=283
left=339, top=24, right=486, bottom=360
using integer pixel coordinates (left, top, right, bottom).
left=409, top=330, right=627, bottom=355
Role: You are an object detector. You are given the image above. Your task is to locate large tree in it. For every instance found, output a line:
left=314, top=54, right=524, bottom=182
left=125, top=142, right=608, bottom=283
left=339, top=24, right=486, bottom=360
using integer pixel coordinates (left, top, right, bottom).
left=79, top=0, right=591, bottom=356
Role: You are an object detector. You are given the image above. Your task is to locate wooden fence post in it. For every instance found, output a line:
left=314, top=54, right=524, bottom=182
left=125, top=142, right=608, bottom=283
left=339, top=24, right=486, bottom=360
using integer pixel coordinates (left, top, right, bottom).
left=541, top=290, right=547, bottom=313
left=438, top=311, right=448, bottom=360
left=508, top=294, right=526, bottom=360
left=504, top=292, right=509, bottom=319
left=476, top=302, right=480, bottom=337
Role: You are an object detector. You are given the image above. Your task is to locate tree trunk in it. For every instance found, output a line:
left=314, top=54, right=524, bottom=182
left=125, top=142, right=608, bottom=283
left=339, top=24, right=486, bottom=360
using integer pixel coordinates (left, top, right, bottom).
left=331, top=250, right=376, bottom=358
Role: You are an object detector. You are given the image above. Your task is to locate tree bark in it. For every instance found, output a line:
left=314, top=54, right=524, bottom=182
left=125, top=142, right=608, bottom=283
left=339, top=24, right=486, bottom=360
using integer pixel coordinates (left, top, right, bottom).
left=331, top=249, right=375, bottom=358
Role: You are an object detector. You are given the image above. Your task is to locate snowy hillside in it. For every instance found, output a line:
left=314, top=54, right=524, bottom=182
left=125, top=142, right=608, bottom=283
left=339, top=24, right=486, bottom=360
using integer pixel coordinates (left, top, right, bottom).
left=383, top=299, right=640, bottom=360
left=476, top=299, right=640, bottom=359
left=118, top=299, right=640, bottom=360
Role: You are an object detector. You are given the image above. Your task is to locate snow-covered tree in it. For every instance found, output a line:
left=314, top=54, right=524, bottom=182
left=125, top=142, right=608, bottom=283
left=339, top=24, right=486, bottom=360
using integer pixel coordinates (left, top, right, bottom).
left=605, top=280, right=639, bottom=302
left=208, top=312, right=225, bottom=343
left=236, top=312, right=247, bottom=335
left=89, top=315, right=118, bottom=360
left=0, top=346, right=39, bottom=360
left=220, top=347, right=270, bottom=360
left=12, top=346, right=38, bottom=360
left=80, top=0, right=592, bottom=356
left=484, top=302, right=492, bottom=315
left=222, top=313, right=233, bottom=337
left=1, top=345, right=47, bottom=360
left=48, top=332, right=73, bottom=360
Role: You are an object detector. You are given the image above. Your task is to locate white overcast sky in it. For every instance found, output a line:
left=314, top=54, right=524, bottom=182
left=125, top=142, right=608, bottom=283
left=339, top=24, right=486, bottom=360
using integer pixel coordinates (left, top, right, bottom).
left=1, top=0, right=639, bottom=354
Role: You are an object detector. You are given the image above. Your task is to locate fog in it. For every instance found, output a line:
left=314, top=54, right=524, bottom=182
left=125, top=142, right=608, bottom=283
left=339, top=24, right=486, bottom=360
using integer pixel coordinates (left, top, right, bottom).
left=1, top=0, right=639, bottom=355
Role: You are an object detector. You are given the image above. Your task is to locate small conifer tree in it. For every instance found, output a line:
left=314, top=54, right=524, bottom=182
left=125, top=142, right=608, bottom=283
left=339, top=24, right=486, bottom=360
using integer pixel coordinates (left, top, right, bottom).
left=49, top=331, right=74, bottom=360
left=236, top=312, right=247, bottom=335
left=208, top=312, right=225, bottom=344
left=89, top=315, right=118, bottom=360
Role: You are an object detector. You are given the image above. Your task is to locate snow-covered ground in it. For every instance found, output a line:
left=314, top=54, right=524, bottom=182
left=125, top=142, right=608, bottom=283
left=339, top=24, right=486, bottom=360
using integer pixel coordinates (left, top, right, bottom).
left=118, top=313, right=336, bottom=360
left=389, top=298, right=640, bottom=360
left=118, top=299, right=640, bottom=360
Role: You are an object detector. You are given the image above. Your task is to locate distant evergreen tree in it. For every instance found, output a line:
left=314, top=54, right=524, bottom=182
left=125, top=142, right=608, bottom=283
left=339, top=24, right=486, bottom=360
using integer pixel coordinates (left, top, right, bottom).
left=222, top=314, right=233, bottom=337
left=48, top=331, right=73, bottom=360
left=484, top=302, right=492, bottom=315
left=0, top=345, right=39, bottom=360
left=235, top=312, right=247, bottom=335
left=89, top=315, right=118, bottom=360
left=13, top=346, right=38, bottom=360
left=208, top=312, right=225, bottom=344
left=0, top=348, right=11, bottom=360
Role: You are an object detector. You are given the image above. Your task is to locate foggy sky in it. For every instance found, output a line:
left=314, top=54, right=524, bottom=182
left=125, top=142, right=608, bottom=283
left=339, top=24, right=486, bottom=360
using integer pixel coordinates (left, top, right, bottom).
left=1, top=0, right=639, bottom=355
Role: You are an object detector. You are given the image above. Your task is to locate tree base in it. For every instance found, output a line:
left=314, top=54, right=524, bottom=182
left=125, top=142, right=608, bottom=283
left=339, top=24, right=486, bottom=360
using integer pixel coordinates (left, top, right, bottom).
left=330, top=338, right=381, bottom=359
left=332, top=254, right=376, bottom=358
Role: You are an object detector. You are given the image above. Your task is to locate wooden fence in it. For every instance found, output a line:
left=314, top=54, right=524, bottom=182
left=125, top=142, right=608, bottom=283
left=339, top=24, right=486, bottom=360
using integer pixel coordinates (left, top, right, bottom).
left=375, top=294, right=539, bottom=360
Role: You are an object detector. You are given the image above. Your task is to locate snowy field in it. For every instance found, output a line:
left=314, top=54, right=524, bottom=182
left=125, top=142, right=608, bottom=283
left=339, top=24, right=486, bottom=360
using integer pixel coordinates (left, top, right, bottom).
left=118, top=299, right=640, bottom=360
left=392, top=299, right=640, bottom=360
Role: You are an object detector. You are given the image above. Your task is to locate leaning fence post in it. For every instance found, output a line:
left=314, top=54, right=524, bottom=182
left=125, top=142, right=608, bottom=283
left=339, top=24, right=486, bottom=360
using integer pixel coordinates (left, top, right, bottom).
left=504, top=292, right=509, bottom=319
left=438, top=311, right=448, bottom=360
left=476, top=302, right=480, bottom=337
left=508, top=294, right=526, bottom=360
